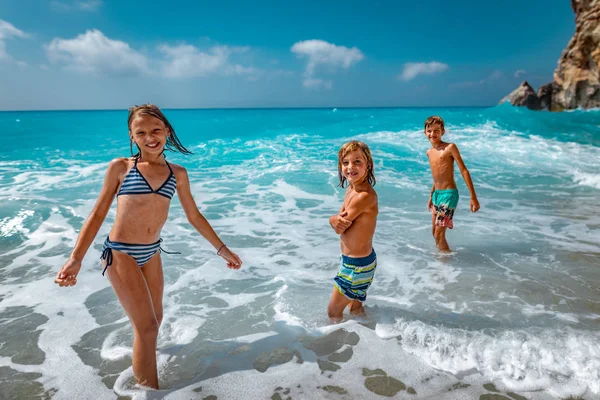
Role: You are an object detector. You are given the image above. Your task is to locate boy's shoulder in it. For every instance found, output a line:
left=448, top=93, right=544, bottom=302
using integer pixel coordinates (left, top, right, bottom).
left=446, top=142, right=462, bottom=156
left=441, top=142, right=458, bottom=153
left=351, top=185, right=378, bottom=204
left=426, top=142, right=457, bottom=154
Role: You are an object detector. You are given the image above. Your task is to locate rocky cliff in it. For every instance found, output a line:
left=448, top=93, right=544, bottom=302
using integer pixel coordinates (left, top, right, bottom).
left=502, top=0, right=600, bottom=110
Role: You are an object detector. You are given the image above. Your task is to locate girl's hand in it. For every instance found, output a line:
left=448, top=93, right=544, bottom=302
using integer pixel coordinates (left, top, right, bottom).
left=219, top=246, right=242, bottom=270
left=55, top=258, right=82, bottom=287
left=427, top=196, right=433, bottom=211
left=330, top=212, right=352, bottom=234
left=470, top=198, right=480, bottom=212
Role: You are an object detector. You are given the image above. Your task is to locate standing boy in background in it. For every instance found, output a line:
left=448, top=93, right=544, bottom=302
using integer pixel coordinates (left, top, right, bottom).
left=425, top=116, right=480, bottom=252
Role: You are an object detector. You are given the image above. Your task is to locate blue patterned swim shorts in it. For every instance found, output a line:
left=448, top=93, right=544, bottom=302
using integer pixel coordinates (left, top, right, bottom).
left=333, top=249, right=377, bottom=302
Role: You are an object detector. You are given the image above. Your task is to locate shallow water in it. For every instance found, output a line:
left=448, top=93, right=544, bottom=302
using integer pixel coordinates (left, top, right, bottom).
left=1, top=106, right=599, bottom=399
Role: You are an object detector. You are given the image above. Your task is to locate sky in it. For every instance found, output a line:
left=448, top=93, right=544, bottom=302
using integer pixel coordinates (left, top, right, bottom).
left=0, top=0, right=575, bottom=110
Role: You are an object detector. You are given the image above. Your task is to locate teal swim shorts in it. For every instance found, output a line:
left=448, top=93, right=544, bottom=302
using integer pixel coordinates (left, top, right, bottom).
left=431, top=189, right=459, bottom=229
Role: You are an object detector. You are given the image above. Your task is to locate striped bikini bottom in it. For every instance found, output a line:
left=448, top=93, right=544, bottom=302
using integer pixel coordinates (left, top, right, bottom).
left=100, top=236, right=179, bottom=276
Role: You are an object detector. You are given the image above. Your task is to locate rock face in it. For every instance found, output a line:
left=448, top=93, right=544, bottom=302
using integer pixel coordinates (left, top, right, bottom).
left=553, top=0, right=600, bottom=110
left=500, top=81, right=542, bottom=110
left=537, top=83, right=554, bottom=110
left=502, top=0, right=600, bottom=110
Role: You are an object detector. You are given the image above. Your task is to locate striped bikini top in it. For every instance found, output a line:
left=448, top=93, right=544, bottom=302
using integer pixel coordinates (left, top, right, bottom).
left=117, top=156, right=177, bottom=199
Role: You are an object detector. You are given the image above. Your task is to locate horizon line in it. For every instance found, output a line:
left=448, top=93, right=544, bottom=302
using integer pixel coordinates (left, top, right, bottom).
left=0, top=105, right=496, bottom=113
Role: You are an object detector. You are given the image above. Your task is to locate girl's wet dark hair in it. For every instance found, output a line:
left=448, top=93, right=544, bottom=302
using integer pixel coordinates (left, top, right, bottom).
left=128, top=104, right=192, bottom=156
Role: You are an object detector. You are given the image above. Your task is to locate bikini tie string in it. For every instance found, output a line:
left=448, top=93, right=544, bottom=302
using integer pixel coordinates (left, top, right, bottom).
left=159, top=247, right=181, bottom=255
left=101, top=247, right=113, bottom=276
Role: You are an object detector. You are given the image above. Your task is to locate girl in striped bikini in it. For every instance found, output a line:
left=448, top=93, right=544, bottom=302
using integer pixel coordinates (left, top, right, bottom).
left=54, top=104, right=242, bottom=389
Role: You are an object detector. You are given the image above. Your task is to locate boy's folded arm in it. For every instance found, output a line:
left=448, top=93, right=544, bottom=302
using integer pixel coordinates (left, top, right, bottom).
left=329, top=195, right=349, bottom=231
left=343, top=192, right=375, bottom=222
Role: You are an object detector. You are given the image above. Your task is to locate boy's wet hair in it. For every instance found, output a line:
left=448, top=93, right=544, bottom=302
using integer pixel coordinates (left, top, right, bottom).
left=337, top=140, right=376, bottom=188
left=128, top=104, right=192, bottom=156
left=424, top=115, right=445, bottom=130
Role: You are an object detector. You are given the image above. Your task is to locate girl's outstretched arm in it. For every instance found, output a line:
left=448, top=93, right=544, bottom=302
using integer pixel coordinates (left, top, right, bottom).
left=173, top=166, right=242, bottom=270
left=55, top=158, right=126, bottom=286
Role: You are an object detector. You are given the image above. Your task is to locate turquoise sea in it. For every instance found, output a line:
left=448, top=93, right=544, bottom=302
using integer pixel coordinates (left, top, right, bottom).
left=1, top=106, right=599, bottom=399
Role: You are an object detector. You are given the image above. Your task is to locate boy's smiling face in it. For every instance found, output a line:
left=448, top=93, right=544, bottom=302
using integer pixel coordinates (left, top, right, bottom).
left=425, top=123, right=444, bottom=146
left=342, top=149, right=369, bottom=186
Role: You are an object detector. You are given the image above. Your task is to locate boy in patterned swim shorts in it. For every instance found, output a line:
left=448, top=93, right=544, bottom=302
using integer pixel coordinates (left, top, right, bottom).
left=424, top=116, right=480, bottom=252
left=328, top=141, right=378, bottom=323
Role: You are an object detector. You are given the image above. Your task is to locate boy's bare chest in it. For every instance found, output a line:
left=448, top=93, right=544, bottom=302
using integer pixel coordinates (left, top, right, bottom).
left=428, top=150, right=453, bottom=167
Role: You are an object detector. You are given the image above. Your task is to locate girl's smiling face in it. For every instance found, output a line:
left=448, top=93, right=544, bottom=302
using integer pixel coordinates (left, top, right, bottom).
left=342, top=149, right=369, bottom=186
left=130, top=115, right=170, bottom=156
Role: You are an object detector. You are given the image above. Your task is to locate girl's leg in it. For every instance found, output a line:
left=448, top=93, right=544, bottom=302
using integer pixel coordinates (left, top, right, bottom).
left=106, top=251, right=160, bottom=389
left=140, top=253, right=164, bottom=328
left=327, top=287, right=352, bottom=323
left=434, top=226, right=451, bottom=252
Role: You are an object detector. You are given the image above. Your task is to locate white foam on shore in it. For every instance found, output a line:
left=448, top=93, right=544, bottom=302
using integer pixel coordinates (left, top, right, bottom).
left=0, top=209, right=33, bottom=237
left=573, top=170, right=600, bottom=189
left=376, top=317, right=600, bottom=396
left=0, top=216, right=114, bottom=399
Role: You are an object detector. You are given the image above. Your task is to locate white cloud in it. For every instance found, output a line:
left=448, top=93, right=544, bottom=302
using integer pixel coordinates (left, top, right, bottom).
left=399, top=61, right=448, bottom=81
left=158, top=44, right=258, bottom=79
left=51, top=0, right=103, bottom=12
left=0, top=19, right=29, bottom=64
left=44, top=30, right=264, bottom=80
left=45, top=29, right=149, bottom=76
left=159, top=44, right=226, bottom=77
left=0, top=20, right=28, bottom=41
left=291, top=39, right=364, bottom=89
left=514, top=69, right=526, bottom=78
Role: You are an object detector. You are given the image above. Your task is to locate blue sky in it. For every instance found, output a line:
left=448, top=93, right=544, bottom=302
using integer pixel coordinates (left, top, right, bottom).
left=0, top=0, right=574, bottom=110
